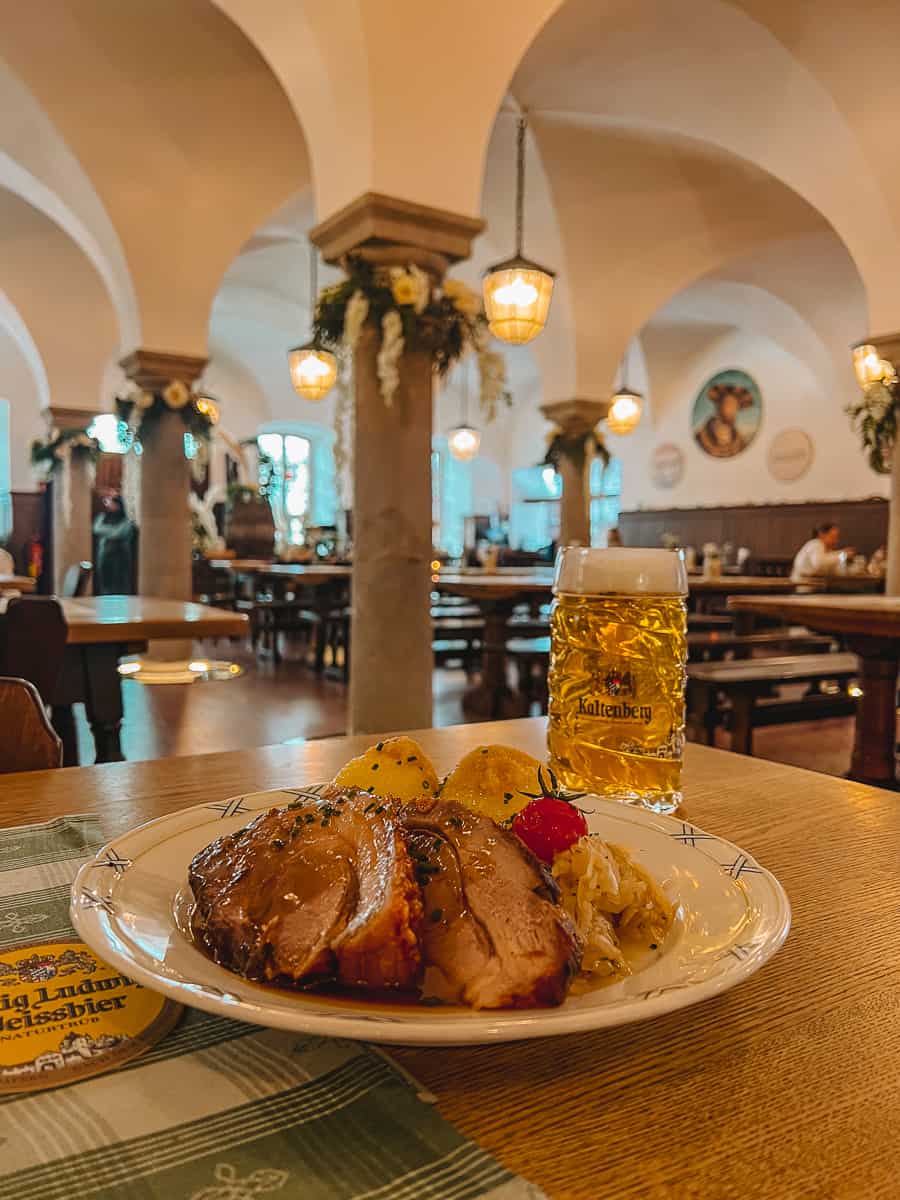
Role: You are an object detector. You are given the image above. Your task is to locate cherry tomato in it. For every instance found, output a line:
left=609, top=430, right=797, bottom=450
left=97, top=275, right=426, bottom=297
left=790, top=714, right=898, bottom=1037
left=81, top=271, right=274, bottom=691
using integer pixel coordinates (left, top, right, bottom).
left=511, top=797, right=588, bottom=864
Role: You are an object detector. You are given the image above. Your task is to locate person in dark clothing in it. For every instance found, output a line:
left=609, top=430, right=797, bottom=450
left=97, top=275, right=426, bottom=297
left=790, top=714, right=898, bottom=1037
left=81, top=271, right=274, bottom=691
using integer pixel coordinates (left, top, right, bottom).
left=93, top=493, right=135, bottom=594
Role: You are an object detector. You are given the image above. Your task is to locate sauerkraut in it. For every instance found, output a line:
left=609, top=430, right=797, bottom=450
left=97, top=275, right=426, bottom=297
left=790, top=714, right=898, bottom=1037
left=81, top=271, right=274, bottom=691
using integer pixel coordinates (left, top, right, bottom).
left=552, top=836, right=673, bottom=990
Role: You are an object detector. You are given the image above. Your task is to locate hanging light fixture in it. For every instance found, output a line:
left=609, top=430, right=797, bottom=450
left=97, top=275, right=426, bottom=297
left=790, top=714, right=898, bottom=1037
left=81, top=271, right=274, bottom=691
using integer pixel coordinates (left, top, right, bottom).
left=482, top=114, right=555, bottom=345
left=607, top=342, right=644, bottom=436
left=447, top=360, right=481, bottom=461
left=288, top=243, right=337, bottom=401
left=852, top=342, right=895, bottom=389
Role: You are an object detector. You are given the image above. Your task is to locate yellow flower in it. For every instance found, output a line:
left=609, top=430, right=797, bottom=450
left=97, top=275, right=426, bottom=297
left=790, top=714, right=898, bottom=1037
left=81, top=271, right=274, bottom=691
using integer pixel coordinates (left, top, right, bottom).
left=136, top=390, right=155, bottom=410
left=443, top=278, right=480, bottom=316
left=163, top=380, right=191, bottom=409
left=391, top=272, right=418, bottom=307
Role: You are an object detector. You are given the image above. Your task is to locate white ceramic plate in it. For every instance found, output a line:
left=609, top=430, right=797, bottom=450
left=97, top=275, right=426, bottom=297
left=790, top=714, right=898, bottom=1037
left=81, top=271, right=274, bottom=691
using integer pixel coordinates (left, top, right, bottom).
left=70, top=788, right=790, bottom=1045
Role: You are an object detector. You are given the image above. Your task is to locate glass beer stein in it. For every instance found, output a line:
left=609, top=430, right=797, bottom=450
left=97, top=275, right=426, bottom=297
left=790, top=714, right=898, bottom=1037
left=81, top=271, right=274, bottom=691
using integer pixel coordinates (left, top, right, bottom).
left=547, top=546, right=688, bottom=813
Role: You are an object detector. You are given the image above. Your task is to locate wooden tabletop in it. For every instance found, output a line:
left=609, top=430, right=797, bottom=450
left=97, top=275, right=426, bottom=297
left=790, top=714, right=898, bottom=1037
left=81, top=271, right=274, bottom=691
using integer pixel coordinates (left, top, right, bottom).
left=437, top=572, right=554, bottom=600
left=56, top=595, right=248, bottom=644
left=0, top=573, right=35, bottom=593
left=688, top=575, right=798, bottom=593
left=211, top=559, right=351, bottom=580
left=2, top=717, right=896, bottom=1198
left=730, top=592, right=900, bottom=638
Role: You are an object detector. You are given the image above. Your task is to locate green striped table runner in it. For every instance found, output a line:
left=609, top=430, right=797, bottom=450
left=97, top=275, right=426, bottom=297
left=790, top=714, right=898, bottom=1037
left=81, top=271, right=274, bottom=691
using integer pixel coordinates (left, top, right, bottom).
left=0, top=816, right=546, bottom=1200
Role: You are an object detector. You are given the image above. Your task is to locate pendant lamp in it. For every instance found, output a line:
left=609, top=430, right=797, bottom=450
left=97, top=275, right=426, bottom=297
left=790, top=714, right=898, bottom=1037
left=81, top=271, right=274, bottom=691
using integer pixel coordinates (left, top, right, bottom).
left=607, top=342, right=644, bottom=436
left=289, top=244, right=337, bottom=401
left=448, top=360, right=481, bottom=461
left=482, top=114, right=555, bottom=345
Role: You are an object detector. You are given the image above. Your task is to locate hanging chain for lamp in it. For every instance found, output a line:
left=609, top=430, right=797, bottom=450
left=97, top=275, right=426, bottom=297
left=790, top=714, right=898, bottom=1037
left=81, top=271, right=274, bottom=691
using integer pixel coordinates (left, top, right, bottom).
left=288, top=240, right=337, bottom=401
left=482, top=110, right=556, bottom=345
left=515, top=114, right=526, bottom=258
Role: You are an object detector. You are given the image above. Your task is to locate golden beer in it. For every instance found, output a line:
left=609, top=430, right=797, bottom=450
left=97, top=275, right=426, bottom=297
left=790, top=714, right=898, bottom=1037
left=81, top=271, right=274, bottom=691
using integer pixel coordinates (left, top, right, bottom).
left=547, top=547, right=688, bottom=813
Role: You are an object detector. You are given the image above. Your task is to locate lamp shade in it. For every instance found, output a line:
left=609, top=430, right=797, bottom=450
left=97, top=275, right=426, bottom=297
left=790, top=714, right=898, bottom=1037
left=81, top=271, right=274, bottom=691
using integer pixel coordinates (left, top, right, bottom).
left=194, top=394, right=220, bottom=424
left=482, top=256, right=554, bottom=345
left=288, top=343, right=338, bottom=401
left=607, top=388, right=644, bottom=436
left=447, top=424, right=481, bottom=461
left=852, top=343, right=895, bottom=389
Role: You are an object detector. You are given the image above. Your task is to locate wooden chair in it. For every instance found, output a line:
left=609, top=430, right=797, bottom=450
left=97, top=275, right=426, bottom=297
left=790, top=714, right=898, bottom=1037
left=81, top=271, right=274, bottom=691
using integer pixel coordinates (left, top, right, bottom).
left=0, top=597, right=68, bottom=704
left=0, top=677, right=63, bottom=772
left=61, top=560, right=93, bottom=597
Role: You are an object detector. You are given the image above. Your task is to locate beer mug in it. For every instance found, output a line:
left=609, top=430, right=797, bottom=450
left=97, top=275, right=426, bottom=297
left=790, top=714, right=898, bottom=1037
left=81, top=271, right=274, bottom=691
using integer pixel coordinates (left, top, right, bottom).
left=547, top=546, right=688, bottom=813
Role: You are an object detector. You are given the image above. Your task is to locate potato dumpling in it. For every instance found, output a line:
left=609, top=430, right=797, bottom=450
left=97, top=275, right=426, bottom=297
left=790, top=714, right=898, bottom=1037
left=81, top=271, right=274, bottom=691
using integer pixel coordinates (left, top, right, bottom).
left=439, top=744, right=544, bottom=823
left=333, top=736, right=440, bottom=801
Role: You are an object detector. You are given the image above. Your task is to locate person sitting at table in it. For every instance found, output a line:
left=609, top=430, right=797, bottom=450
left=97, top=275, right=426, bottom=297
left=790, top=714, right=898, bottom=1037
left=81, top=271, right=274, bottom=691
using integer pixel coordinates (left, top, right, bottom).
left=791, top=522, right=854, bottom=582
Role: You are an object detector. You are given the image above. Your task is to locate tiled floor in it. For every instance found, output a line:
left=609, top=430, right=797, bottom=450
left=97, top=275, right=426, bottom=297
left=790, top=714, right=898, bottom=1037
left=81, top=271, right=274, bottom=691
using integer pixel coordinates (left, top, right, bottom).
left=71, top=639, right=867, bottom=782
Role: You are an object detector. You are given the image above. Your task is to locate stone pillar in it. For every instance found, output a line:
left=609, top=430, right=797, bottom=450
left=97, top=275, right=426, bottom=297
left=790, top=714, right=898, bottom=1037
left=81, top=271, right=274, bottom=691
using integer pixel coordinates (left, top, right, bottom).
left=311, top=193, right=484, bottom=733
left=47, top=406, right=98, bottom=595
left=540, top=398, right=610, bottom=548
left=120, top=349, right=207, bottom=659
left=859, top=333, right=900, bottom=596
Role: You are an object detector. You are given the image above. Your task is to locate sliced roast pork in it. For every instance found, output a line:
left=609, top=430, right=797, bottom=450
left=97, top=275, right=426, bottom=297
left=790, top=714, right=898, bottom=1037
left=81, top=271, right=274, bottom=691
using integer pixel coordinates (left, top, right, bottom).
left=402, top=799, right=582, bottom=1009
left=189, top=787, right=423, bottom=990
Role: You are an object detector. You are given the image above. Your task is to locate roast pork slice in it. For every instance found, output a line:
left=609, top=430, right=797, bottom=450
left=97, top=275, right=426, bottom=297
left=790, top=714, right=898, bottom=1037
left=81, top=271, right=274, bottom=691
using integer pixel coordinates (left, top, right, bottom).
left=189, top=788, right=423, bottom=990
left=403, top=799, right=582, bottom=1009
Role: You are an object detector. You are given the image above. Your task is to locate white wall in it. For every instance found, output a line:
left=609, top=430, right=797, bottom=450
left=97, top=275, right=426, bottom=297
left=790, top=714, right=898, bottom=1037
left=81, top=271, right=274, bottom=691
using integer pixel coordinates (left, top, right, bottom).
left=615, top=330, right=887, bottom=511
left=1, top=330, right=44, bottom=491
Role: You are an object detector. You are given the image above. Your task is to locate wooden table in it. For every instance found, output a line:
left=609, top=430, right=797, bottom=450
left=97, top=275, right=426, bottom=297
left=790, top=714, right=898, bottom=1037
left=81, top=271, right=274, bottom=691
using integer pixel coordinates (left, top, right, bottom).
left=436, top=573, right=553, bottom=718
left=730, top=594, right=900, bottom=787
left=0, top=596, right=248, bottom=766
left=0, top=572, right=35, bottom=593
left=211, top=560, right=351, bottom=669
left=2, top=716, right=897, bottom=1199
left=688, top=574, right=798, bottom=614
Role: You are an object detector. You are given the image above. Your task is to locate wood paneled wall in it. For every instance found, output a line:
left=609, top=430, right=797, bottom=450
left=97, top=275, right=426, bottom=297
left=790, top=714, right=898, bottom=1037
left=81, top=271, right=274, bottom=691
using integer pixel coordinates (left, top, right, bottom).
left=618, top=498, right=888, bottom=558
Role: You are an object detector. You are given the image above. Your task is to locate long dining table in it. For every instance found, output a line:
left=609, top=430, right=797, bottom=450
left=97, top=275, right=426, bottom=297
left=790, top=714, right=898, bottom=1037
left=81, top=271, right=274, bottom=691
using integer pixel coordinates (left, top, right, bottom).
left=2, top=716, right=897, bottom=1198
left=0, top=595, right=248, bottom=765
left=730, top=593, right=900, bottom=788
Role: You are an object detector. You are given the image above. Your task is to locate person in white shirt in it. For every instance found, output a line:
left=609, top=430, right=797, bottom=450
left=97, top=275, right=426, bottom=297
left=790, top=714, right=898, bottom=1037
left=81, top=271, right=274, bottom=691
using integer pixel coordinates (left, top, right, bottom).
left=791, top=522, right=854, bottom=582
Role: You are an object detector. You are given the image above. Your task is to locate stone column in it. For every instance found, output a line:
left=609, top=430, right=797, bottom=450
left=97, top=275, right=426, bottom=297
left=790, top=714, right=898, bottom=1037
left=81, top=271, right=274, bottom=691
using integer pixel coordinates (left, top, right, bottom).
left=120, top=349, right=207, bottom=659
left=540, top=398, right=610, bottom=548
left=859, top=333, right=900, bottom=595
left=311, top=193, right=484, bottom=733
left=47, top=406, right=98, bottom=595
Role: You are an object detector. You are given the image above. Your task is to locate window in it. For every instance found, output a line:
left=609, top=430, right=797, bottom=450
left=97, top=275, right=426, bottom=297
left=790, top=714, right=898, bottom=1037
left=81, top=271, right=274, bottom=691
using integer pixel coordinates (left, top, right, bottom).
left=590, top=456, right=622, bottom=546
left=87, top=413, right=128, bottom=454
left=257, top=432, right=312, bottom=545
left=509, top=456, right=622, bottom=550
left=431, top=439, right=474, bottom=559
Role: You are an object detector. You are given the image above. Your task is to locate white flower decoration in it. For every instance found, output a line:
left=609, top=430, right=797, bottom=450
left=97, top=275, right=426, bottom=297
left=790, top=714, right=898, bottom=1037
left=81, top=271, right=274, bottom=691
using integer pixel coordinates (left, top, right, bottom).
left=409, top=264, right=431, bottom=315
left=376, top=310, right=404, bottom=407
left=343, top=289, right=369, bottom=351
left=163, top=380, right=191, bottom=409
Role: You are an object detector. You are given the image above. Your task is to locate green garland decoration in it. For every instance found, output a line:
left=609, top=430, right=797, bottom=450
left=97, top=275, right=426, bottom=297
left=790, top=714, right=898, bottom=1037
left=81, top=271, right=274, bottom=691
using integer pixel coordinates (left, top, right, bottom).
left=543, top=430, right=610, bottom=474
left=30, top=427, right=101, bottom=475
left=115, top=381, right=216, bottom=446
left=847, top=380, right=896, bottom=474
left=312, top=256, right=511, bottom=419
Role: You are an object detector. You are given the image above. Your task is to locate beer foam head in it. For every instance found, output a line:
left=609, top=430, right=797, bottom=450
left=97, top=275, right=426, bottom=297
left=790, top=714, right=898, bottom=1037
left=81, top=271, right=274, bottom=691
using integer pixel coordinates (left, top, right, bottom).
left=553, top=546, right=688, bottom=596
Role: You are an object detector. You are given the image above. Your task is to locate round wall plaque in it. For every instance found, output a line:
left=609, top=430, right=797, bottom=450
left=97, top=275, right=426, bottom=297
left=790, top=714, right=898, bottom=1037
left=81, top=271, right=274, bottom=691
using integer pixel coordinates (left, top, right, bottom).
left=767, top=428, right=814, bottom=482
left=650, top=443, right=685, bottom=489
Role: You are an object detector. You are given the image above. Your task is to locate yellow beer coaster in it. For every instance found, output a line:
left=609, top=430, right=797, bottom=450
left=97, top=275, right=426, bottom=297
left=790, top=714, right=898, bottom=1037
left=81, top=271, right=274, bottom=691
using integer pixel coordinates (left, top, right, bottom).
left=0, top=938, right=182, bottom=1093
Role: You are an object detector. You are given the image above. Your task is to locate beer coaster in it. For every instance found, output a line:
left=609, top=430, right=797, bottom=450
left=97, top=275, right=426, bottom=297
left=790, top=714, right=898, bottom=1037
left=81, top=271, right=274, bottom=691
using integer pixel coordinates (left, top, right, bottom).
left=0, top=938, right=182, bottom=1093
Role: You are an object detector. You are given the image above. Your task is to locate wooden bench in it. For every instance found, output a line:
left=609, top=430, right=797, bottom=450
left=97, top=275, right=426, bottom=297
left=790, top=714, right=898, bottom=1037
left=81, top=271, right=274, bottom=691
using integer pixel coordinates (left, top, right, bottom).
left=687, top=652, right=859, bottom=755
left=688, top=628, right=835, bottom=661
left=688, top=613, right=734, bottom=632
left=432, top=616, right=484, bottom=672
